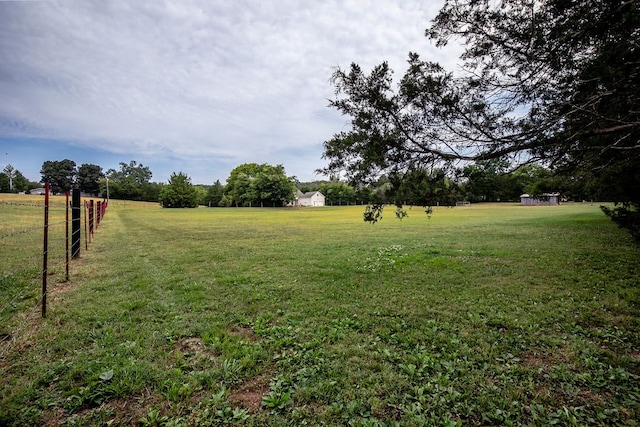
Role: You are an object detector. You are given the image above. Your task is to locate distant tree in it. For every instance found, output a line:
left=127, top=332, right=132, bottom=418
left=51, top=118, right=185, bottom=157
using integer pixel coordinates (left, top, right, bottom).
left=193, top=185, right=208, bottom=206
left=144, top=182, right=164, bottom=202
left=299, top=184, right=311, bottom=193
left=319, top=180, right=357, bottom=206
left=297, top=180, right=324, bottom=193
left=158, top=172, right=199, bottom=208
left=0, top=173, right=8, bottom=193
left=225, top=163, right=296, bottom=207
left=104, top=160, right=155, bottom=201
left=219, top=193, right=233, bottom=207
left=393, top=168, right=462, bottom=207
left=204, top=180, right=225, bottom=207
left=354, top=185, right=376, bottom=205
left=228, top=172, right=255, bottom=207
left=462, top=159, right=515, bottom=202
left=40, top=159, right=77, bottom=193
left=77, top=163, right=104, bottom=196
left=254, top=171, right=296, bottom=207
left=11, top=170, right=37, bottom=193
left=107, top=160, right=152, bottom=185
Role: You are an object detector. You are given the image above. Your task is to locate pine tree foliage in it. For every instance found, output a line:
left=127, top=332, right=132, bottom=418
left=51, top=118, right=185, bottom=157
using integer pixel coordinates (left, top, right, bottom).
left=322, top=0, right=639, bottom=237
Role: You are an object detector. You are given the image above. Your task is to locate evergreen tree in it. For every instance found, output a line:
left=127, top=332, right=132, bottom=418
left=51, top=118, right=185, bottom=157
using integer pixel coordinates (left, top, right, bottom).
left=158, top=172, right=199, bottom=208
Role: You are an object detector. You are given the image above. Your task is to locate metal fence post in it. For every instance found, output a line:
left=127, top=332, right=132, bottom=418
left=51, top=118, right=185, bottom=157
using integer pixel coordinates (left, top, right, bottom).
left=65, top=191, right=69, bottom=282
left=89, top=200, right=94, bottom=238
left=71, top=189, right=81, bottom=259
left=42, top=183, right=49, bottom=318
left=84, top=201, right=89, bottom=249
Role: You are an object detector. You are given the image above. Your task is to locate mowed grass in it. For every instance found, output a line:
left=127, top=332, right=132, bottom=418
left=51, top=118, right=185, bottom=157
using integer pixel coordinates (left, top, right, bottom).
left=1, top=198, right=639, bottom=426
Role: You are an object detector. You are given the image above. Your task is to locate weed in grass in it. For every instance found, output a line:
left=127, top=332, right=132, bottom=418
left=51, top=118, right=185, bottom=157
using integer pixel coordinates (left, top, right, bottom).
left=261, top=388, right=292, bottom=413
left=139, top=409, right=169, bottom=426
left=357, top=244, right=405, bottom=272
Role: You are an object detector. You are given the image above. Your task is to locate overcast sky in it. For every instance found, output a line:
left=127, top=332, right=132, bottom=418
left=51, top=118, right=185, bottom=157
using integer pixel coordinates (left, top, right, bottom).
left=0, top=0, right=461, bottom=185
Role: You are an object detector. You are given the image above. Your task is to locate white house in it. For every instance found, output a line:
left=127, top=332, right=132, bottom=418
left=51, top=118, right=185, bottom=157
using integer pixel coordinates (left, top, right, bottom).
left=296, top=191, right=325, bottom=207
left=520, top=193, right=560, bottom=206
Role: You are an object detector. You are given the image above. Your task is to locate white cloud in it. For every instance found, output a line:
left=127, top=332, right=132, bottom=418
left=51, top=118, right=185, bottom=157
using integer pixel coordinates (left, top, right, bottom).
left=0, top=0, right=461, bottom=183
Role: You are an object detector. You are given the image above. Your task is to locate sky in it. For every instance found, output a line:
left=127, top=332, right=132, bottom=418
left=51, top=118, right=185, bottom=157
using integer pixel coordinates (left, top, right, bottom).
left=0, top=0, right=461, bottom=185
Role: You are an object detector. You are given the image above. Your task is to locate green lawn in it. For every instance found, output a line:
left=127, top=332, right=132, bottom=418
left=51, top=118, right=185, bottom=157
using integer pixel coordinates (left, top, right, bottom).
left=1, top=200, right=639, bottom=426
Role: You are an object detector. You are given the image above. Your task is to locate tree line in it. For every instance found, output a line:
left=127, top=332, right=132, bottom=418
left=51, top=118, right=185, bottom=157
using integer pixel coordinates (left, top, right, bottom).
left=0, top=157, right=617, bottom=209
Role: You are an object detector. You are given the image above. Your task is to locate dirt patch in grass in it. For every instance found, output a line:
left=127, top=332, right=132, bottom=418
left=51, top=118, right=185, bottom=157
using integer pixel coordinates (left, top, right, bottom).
left=521, top=350, right=612, bottom=409
left=176, top=336, right=206, bottom=353
left=229, top=372, right=271, bottom=412
left=229, top=325, right=259, bottom=343
left=44, top=406, right=67, bottom=427
left=43, top=396, right=153, bottom=427
left=520, top=349, right=574, bottom=372
left=49, top=280, right=77, bottom=299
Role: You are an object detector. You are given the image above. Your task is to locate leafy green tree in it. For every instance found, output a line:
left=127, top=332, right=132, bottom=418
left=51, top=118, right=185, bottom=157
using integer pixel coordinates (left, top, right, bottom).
left=254, top=172, right=296, bottom=207
left=107, top=160, right=152, bottom=185
left=40, top=159, right=77, bottom=193
left=228, top=172, right=254, bottom=207
left=219, top=193, right=233, bottom=207
left=77, top=164, right=104, bottom=196
left=225, top=163, right=295, bottom=207
left=462, top=159, right=517, bottom=202
left=321, top=0, right=640, bottom=236
left=158, top=172, right=199, bottom=208
left=393, top=168, right=462, bottom=207
left=144, top=182, right=164, bottom=203
left=104, top=160, right=156, bottom=201
left=318, top=180, right=356, bottom=206
left=0, top=172, right=8, bottom=193
left=193, top=185, right=208, bottom=206
left=204, top=180, right=225, bottom=207
left=13, top=171, right=36, bottom=193
left=354, top=185, right=376, bottom=205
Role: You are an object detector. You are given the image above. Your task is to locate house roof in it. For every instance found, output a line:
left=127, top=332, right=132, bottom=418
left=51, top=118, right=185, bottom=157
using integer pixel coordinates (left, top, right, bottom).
left=520, top=192, right=560, bottom=198
left=297, top=191, right=324, bottom=199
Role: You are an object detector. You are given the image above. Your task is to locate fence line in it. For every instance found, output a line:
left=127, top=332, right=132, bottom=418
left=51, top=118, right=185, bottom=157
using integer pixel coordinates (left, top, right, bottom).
left=0, top=186, right=108, bottom=358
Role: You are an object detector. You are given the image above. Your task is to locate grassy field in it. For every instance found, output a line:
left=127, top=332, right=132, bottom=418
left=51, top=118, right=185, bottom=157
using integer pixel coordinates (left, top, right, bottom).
left=1, top=197, right=639, bottom=426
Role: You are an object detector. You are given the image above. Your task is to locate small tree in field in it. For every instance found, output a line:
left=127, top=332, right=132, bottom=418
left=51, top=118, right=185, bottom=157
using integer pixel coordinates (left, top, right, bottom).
left=158, top=172, right=199, bottom=208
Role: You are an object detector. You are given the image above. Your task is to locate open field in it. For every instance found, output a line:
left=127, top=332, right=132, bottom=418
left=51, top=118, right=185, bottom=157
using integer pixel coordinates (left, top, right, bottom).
left=1, top=197, right=639, bottom=426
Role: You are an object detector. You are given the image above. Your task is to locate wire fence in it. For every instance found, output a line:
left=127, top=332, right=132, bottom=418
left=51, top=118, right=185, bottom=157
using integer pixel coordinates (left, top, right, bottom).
left=0, top=185, right=108, bottom=358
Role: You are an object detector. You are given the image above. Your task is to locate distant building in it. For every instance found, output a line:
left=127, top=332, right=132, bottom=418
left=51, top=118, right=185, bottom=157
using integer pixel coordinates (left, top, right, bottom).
left=520, top=193, right=560, bottom=206
left=295, top=191, right=325, bottom=207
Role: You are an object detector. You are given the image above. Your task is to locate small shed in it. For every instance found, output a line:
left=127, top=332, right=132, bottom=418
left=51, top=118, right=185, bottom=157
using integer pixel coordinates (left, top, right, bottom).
left=296, top=191, right=325, bottom=207
left=520, top=193, right=560, bottom=206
